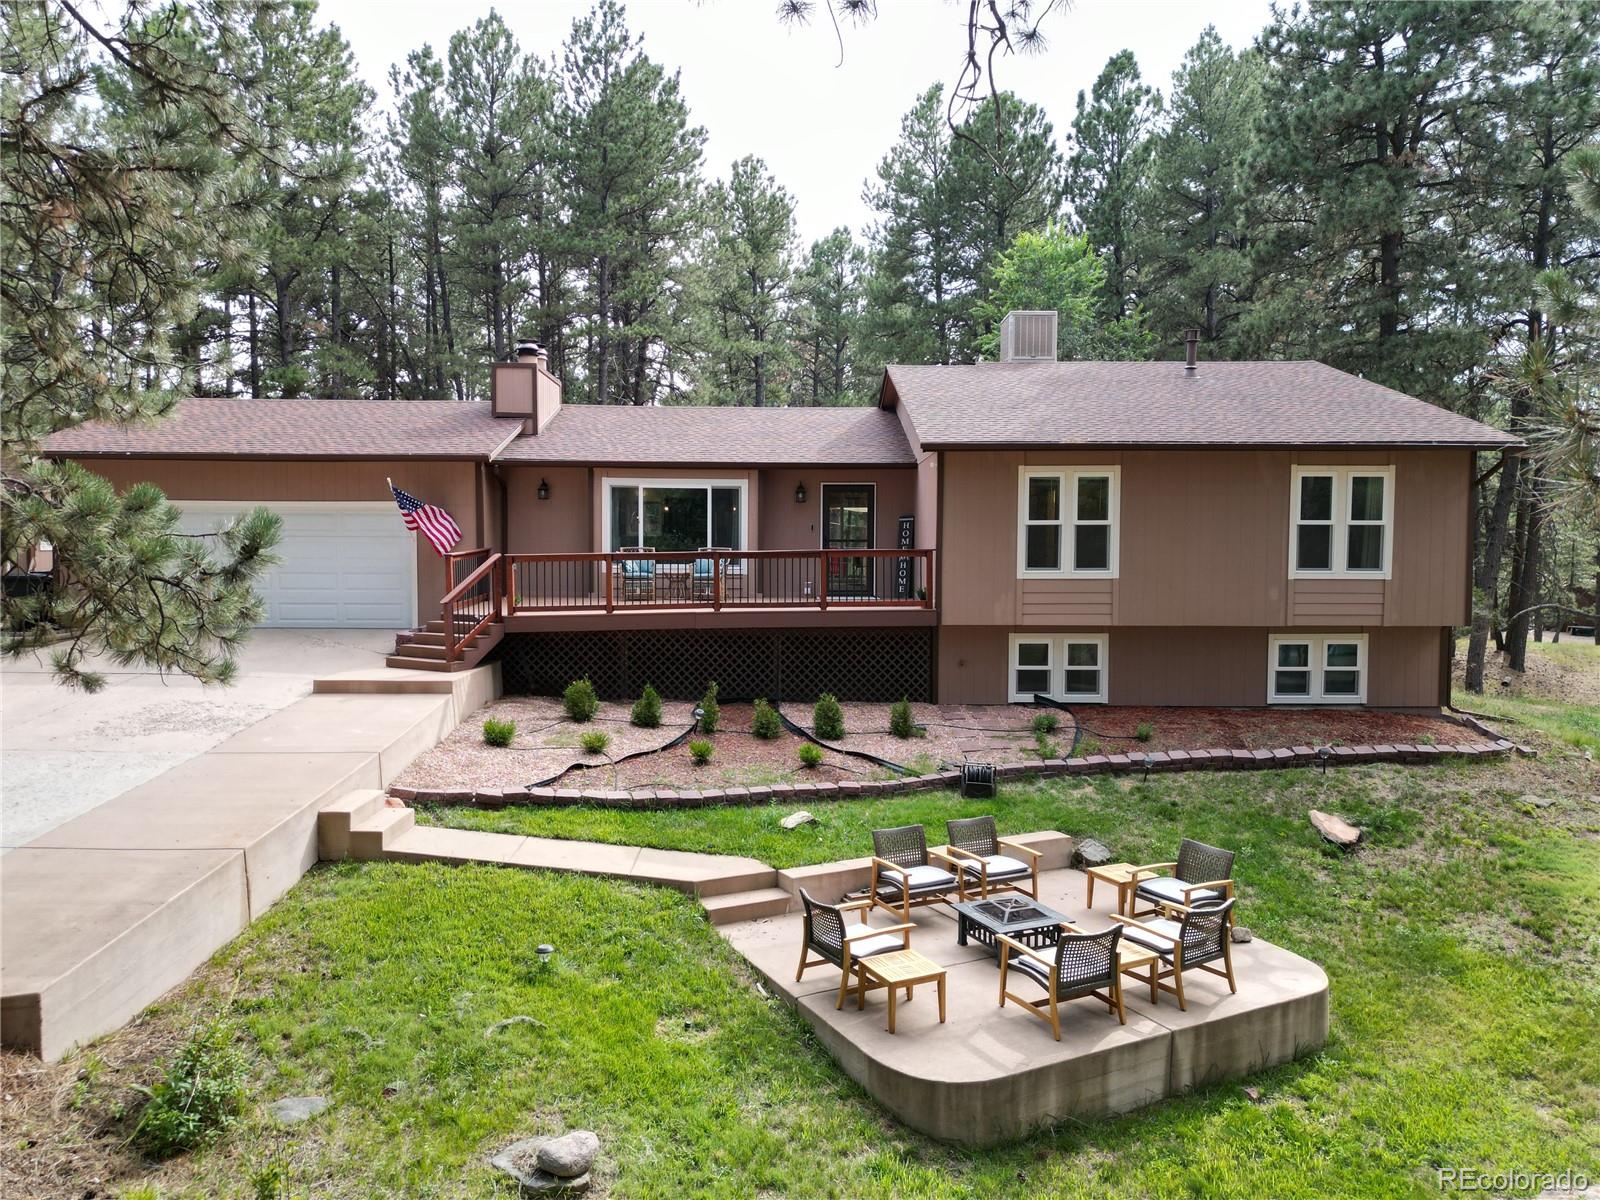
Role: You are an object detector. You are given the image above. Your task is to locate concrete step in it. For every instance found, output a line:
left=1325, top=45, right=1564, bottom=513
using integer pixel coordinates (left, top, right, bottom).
left=348, top=804, right=416, bottom=860
left=317, top=789, right=389, bottom=860
left=701, top=887, right=793, bottom=925
left=382, top=824, right=525, bottom=866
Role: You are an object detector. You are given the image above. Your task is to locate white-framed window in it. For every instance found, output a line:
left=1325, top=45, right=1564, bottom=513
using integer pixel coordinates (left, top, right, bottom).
left=1008, top=632, right=1109, bottom=703
left=1267, top=634, right=1367, bottom=704
left=1018, top=467, right=1119, bottom=577
left=601, top=478, right=748, bottom=554
left=1290, top=467, right=1393, bottom=578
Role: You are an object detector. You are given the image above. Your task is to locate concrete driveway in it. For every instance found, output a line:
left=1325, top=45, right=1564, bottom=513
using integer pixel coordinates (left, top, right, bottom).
left=1, top=629, right=395, bottom=851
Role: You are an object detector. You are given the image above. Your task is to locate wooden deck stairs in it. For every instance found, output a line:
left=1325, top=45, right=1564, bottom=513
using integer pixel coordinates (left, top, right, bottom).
left=386, top=619, right=504, bottom=672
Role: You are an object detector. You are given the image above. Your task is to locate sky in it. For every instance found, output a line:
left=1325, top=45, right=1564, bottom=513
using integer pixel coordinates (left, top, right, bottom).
left=324, top=0, right=1276, bottom=245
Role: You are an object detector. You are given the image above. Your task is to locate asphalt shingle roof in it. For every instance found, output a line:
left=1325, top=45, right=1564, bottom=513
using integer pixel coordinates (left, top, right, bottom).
left=885, top=361, right=1521, bottom=449
left=43, top=398, right=513, bottom=459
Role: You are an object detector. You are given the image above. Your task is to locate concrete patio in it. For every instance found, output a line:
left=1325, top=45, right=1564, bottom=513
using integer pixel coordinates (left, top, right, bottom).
left=719, top=866, right=1329, bottom=1144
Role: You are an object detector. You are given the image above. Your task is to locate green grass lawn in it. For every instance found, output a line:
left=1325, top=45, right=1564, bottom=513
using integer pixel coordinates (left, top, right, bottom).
left=10, top=687, right=1599, bottom=1199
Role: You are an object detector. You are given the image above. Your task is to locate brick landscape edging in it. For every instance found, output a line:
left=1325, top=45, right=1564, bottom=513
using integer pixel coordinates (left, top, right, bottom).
left=392, top=736, right=1528, bottom=811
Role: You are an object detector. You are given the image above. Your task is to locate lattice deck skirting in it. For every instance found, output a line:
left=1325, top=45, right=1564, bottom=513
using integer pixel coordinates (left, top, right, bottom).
left=392, top=737, right=1524, bottom=811
left=498, top=627, right=934, bottom=702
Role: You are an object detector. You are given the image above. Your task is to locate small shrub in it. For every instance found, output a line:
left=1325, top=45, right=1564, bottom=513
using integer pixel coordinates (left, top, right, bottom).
left=698, top=681, right=720, bottom=733
left=563, top=678, right=599, bottom=722
left=579, top=730, right=611, bottom=755
left=813, top=693, right=845, bottom=740
left=889, top=697, right=916, bottom=739
left=133, top=1023, right=246, bottom=1160
left=751, top=698, right=782, bottom=739
left=689, top=738, right=714, bottom=764
left=1031, top=712, right=1060, bottom=735
left=482, top=717, right=515, bottom=747
left=798, top=742, right=824, bottom=768
left=631, top=683, right=663, bottom=729
left=1134, top=721, right=1155, bottom=743
left=1078, top=737, right=1101, bottom=756
left=1034, top=731, right=1061, bottom=760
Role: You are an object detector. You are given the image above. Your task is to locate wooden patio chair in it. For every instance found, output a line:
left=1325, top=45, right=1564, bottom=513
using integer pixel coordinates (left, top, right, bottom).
left=942, top=815, right=1041, bottom=901
left=998, top=924, right=1125, bottom=1040
left=1128, top=838, right=1235, bottom=919
left=1119, top=896, right=1237, bottom=1011
left=617, top=546, right=656, bottom=602
left=691, top=547, right=733, bottom=603
left=869, top=824, right=959, bottom=921
left=795, top=888, right=915, bottom=1011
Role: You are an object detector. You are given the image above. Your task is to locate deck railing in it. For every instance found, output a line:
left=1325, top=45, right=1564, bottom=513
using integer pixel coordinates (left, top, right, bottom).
left=503, top=548, right=934, bottom=614
left=440, top=551, right=503, bottom=661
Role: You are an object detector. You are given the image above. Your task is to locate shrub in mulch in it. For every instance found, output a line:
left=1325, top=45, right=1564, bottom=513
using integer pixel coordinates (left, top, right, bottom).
left=632, top=683, right=663, bottom=729
left=698, top=682, right=720, bottom=733
left=563, top=678, right=599, bottom=722
left=482, top=718, right=516, bottom=747
left=813, top=693, right=845, bottom=740
left=751, top=698, right=782, bottom=739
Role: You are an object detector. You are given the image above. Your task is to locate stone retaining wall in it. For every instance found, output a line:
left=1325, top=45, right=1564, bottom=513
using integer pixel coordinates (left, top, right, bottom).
left=392, top=735, right=1528, bottom=811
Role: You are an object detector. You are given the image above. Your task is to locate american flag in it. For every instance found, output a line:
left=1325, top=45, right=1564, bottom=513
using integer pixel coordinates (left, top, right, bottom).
left=389, top=481, right=462, bottom=556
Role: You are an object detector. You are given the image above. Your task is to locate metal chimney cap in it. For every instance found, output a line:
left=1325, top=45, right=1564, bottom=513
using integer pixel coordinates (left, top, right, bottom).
left=513, top=341, right=542, bottom=362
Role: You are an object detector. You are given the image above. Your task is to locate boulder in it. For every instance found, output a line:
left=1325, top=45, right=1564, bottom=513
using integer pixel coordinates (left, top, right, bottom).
left=1231, top=925, right=1254, bottom=944
left=780, top=810, right=816, bottom=830
left=265, top=1096, right=328, bottom=1126
left=490, top=1138, right=592, bottom=1196
left=537, top=1130, right=600, bottom=1178
left=1073, top=838, right=1113, bottom=868
left=1308, top=809, right=1361, bottom=848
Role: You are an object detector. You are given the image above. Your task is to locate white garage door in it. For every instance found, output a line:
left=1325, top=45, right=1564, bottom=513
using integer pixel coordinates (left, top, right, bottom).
left=176, top=502, right=416, bottom=628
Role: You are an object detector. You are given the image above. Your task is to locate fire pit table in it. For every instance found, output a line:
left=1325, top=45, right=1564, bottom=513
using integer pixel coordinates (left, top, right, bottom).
left=953, top=895, right=1070, bottom=956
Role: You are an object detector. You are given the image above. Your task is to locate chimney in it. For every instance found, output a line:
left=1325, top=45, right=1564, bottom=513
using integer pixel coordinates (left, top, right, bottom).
left=998, top=310, right=1059, bottom=362
left=1184, top=328, right=1200, bottom=371
left=492, top=342, right=562, bottom=433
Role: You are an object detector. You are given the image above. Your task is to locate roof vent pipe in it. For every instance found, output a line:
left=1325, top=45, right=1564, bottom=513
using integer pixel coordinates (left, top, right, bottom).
left=1184, top=328, right=1199, bottom=371
left=514, top=341, right=542, bottom=364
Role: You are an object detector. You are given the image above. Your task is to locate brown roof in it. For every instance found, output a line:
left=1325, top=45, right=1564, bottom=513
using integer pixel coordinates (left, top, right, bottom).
left=44, top=398, right=514, bottom=460
left=885, top=361, right=1520, bottom=449
left=495, top=404, right=915, bottom=466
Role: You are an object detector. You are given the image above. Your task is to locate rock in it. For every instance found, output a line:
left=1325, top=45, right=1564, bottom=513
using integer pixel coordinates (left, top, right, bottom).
left=485, top=1014, right=544, bottom=1037
left=1230, top=925, right=1254, bottom=944
left=536, top=1130, right=600, bottom=1179
left=1073, top=838, right=1113, bottom=868
left=265, top=1096, right=328, bottom=1126
left=780, top=809, right=816, bottom=830
left=1520, top=794, right=1555, bottom=809
left=381, top=1080, right=405, bottom=1100
left=490, top=1138, right=592, bottom=1196
left=1242, top=1085, right=1262, bottom=1103
left=1308, top=809, right=1361, bottom=848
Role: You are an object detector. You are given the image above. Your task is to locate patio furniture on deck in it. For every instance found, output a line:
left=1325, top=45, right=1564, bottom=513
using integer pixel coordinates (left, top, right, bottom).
left=852, top=948, right=947, bottom=1033
left=952, top=895, right=1067, bottom=956
left=1129, top=838, right=1235, bottom=919
left=617, top=547, right=657, bottom=602
left=942, top=816, right=1041, bottom=900
left=870, top=824, right=959, bottom=920
left=795, top=888, right=915, bottom=1011
left=1083, top=861, right=1141, bottom=915
left=1119, top=896, right=1238, bottom=1010
left=691, top=547, right=733, bottom=603
left=998, top=924, right=1126, bottom=1040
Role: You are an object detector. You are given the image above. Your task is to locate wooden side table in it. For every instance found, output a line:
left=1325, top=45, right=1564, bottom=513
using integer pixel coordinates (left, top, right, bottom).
left=1084, top=862, right=1141, bottom=915
left=1116, top=942, right=1162, bottom=1005
left=854, top=949, right=948, bottom=1034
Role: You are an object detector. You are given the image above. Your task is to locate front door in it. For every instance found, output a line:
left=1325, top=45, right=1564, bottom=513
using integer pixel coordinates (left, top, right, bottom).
left=822, top=485, right=874, bottom=598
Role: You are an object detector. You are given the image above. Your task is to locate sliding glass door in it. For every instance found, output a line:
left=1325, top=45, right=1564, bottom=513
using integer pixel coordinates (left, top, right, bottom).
left=607, top=482, right=744, bottom=552
left=822, top=484, right=874, bottom=598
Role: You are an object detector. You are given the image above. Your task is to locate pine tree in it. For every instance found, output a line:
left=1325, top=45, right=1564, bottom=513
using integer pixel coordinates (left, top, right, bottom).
left=1136, top=29, right=1263, bottom=356
left=790, top=229, right=866, bottom=405
left=2, top=1, right=279, bottom=689
left=1066, top=51, right=1161, bottom=322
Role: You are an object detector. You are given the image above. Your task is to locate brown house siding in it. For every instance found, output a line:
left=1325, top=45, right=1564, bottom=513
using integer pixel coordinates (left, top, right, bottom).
left=66, top=457, right=485, bottom=623
left=938, top=625, right=1446, bottom=708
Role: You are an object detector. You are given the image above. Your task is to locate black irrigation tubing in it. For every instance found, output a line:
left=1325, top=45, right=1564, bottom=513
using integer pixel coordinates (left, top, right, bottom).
left=526, top=720, right=700, bottom=789
left=775, top=707, right=917, bottom=776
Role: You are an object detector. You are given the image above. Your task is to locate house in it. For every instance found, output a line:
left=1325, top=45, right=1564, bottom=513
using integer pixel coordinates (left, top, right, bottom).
left=44, top=313, right=1519, bottom=708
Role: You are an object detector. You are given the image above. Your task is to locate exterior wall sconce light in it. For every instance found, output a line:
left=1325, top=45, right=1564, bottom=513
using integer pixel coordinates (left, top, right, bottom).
left=794, top=482, right=807, bottom=504
left=537, top=478, right=550, bottom=501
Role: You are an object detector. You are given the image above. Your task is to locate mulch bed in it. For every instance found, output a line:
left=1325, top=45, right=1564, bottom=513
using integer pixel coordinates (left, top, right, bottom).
left=395, top=697, right=1485, bottom=794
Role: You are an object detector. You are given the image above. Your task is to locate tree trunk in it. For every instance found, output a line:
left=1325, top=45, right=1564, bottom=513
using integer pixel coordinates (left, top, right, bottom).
left=329, top=262, right=343, bottom=397
left=1464, top=452, right=1520, bottom=693
left=1507, top=471, right=1546, bottom=671
left=247, top=293, right=261, bottom=398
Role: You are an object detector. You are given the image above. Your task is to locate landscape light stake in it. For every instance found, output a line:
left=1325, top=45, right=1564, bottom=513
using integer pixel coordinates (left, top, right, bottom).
left=1316, top=746, right=1331, bottom=775
left=536, top=944, right=555, bottom=967
left=1141, top=753, right=1154, bottom=779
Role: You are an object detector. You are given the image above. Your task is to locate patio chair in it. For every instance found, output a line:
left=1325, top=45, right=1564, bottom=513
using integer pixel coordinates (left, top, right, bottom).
left=998, top=924, right=1125, bottom=1040
left=1119, top=896, right=1237, bottom=1010
left=941, top=815, right=1041, bottom=901
left=1128, top=838, right=1235, bottom=919
left=691, top=547, right=733, bottom=603
left=795, top=888, right=915, bottom=1011
left=617, top=547, right=656, bottom=602
left=870, top=824, right=959, bottom=920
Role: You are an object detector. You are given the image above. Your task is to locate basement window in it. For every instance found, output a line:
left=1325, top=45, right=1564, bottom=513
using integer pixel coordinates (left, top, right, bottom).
left=1290, top=468, right=1392, bottom=578
left=1268, top=634, right=1367, bottom=704
left=1018, top=468, right=1119, bottom=577
left=1009, top=633, right=1109, bottom=703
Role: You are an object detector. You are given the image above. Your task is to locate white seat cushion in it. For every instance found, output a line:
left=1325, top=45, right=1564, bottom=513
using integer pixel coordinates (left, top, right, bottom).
left=1121, top=918, right=1181, bottom=956
left=959, top=854, right=1031, bottom=881
left=1135, top=876, right=1221, bottom=905
left=877, top=864, right=957, bottom=891
left=1005, top=950, right=1053, bottom=989
left=842, top=923, right=905, bottom=959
